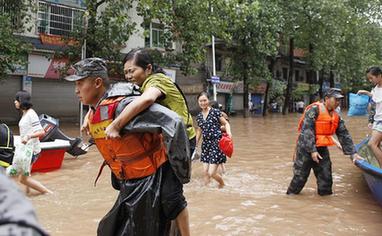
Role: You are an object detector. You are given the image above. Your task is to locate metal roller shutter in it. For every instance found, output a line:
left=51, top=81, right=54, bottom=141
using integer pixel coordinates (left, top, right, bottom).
left=0, top=77, right=22, bottom=123
left=31, top=78, right=79, bottom=122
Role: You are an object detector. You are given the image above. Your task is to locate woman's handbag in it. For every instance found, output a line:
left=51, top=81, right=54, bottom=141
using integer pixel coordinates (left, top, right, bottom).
left=219, top=133, right=233, bottom=158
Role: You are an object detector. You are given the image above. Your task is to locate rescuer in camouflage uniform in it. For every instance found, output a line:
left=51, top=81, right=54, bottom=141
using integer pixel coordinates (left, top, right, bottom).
left=287, top=88, right=362, bottom=196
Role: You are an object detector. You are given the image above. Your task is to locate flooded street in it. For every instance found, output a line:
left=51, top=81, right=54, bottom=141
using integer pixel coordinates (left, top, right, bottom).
left=26, top=113, right=382, bottom=235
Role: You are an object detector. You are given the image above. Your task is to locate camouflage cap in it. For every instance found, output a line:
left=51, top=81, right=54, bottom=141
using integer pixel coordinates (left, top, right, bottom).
left=64, top=58, right=108, bottom=81
left=325, top=88, right=344, bottom=99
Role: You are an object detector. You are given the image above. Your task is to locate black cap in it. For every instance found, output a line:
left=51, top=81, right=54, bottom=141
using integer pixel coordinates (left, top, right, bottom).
left=64, top=58, right=108, bottom=81
left=325, top=88, right=344, bottom=99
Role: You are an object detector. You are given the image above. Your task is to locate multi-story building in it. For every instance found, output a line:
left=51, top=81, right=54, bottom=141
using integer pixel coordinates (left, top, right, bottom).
left=0, top=0, right=207, bottom=123
left=1, top=0, right=87, bottom=123
left=1, top=1, right=330, bottom=122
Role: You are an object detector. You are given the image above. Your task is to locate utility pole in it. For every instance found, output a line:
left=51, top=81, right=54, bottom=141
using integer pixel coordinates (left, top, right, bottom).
left=211, top=6, right=217, bottom=101
left=80, top=10, right=89, bottom=137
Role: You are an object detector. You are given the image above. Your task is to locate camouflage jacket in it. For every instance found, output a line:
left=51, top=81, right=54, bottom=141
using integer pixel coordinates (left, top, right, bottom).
left=298, top=105, right=356, bottom=155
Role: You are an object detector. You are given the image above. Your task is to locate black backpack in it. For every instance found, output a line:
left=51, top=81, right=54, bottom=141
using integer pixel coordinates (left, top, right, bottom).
left=0, top=123, right=14, bottom=167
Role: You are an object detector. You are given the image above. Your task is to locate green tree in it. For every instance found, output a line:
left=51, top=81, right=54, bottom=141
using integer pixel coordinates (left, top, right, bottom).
left=331, top=0, right=382, bottom=92
left=64, top=0, right=213, bottom=76
left=278, top=0, right=382, bottom=112
left=140, top=1, right=283, bottom=116
left=213, top=0, right=282, bottom=116
left=0, top=0, right=31, bottom=80
left=137, top=0, right=212, bottom=75
left=60, top=0, right=137, bottom=76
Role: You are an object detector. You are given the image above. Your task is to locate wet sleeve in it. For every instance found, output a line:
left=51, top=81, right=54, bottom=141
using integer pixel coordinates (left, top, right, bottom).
left=145, top=76, right=168, bottom=98
left=29, top=111, right=43, bottom=133
left=335, top=118, right=356, bottom=155
left=299, top=106, right=318, bottom=153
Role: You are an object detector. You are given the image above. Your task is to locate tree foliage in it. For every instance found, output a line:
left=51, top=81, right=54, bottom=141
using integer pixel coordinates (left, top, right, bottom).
left=58, top=0, right=137, bottom=76
left=137, top=0, right=382, bottom=113
left=276, top=0, right=382, bottom=112
left=1, top=0, right=381, bottom=101
left=0, top=0, right=32, bottom=80
left=137, top=0, right=212, bottom=74
left=212, top=0, right=282, bottom=115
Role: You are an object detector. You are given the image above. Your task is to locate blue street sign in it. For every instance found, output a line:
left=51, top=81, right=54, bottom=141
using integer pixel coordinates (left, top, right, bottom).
left=211, top=76, right=220, bottom=84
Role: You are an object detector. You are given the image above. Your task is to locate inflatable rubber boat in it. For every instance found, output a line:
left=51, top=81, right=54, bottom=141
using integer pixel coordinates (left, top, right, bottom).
left=355, top=137, right=382, bottom=207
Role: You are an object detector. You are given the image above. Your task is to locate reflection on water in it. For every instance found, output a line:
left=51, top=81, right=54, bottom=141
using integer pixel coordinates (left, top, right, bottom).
left=26, top=113, right=382, bottom=235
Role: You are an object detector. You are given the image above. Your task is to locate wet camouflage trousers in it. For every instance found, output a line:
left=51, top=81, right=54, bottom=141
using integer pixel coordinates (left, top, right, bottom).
left=287, top=146, right=333, bottom=196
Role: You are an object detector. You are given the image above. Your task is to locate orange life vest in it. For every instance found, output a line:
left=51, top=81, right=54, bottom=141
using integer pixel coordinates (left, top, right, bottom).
left=89, top=96, right=167, bottom=182
left=297, top=102, right=340, bottom=147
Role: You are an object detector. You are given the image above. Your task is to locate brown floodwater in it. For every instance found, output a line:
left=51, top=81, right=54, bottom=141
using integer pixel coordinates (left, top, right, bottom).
left=19, top=113, right=382, bottom=235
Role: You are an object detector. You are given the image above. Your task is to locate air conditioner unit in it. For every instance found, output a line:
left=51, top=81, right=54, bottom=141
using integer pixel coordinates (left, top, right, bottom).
left=165, top=41, right=176, bottom=51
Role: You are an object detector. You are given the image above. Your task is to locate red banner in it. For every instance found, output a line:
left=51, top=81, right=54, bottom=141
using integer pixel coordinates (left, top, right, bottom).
left=40, top=33, right=78, bottom=46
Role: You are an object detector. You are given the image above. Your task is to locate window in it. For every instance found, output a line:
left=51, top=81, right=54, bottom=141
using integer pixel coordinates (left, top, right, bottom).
left=295, top=70, right=302, bottom=82
left=282, top=68, right=288, bottom=80
left=37, top=1, right=84, bottom=37
left=145, top=22, right=169, bottom=49
left=152, top=23, right=164, bottom=48
left=144, top=22, right=175, bottom=50
left=276, top=70, right=281, bottom=79
left=215, top=54, right=223, bottom=72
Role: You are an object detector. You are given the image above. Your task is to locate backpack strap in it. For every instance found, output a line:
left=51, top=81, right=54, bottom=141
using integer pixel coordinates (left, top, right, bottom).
left=173, top=82, right=191, bottom=127
left=94, top=161, right=107, bottom=187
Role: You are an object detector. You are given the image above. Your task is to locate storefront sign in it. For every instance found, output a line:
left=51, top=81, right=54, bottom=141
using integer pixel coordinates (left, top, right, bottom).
left=181, top=84, right=204, bottom=94
left=216, top=81, right=235, bottom=93
left=163, top=68, right=176, bottom=82
left=7, top=63, right=27, bottom=75
left=250, top=82, right=268, bottom=94
left=22, top=76, right=32, bottom=94
left=211, top=76, right=220, bottom=84
left=28, top=54, right=69, bottom=79
left=293, top=48, right=306, bottom=57
left=233, top=81, right=244, bottom=93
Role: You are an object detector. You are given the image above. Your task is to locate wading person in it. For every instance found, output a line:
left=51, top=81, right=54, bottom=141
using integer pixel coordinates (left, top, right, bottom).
left=65, top=58, right=191, bottom=236
left=210, top=101, right=229, bottom=174
left=357, top=66, right=382, bottom=167
left=196, top=92, right=232, bottom=188
left=287, top=88, right=362, bottom=196
left=12, top=91, right=52, bottom=195
left=104, top=48, right=194, bottom=235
